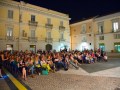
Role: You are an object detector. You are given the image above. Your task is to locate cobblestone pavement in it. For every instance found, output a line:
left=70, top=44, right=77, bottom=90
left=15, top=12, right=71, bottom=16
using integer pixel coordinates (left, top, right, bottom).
left=20, top=59, right=120, bottom=90
left=22, top=73, right=120, bottom=90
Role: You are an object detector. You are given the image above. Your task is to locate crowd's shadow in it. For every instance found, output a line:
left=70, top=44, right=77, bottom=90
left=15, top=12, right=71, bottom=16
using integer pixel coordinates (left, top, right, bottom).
left=80, top=58, right=120, bottom=73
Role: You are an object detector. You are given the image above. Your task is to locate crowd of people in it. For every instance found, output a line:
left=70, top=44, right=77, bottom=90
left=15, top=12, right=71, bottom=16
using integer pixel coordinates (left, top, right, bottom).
left=0, top=49, right=108, bottom=80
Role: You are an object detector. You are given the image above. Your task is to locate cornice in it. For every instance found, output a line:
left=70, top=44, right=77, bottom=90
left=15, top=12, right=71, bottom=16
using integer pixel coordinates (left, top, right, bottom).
left=70, top=19, right=93, bottom=27
left=0, top=0, right=70, bottom=21
left=0, top=1, right=18, bottom=9
left=19, top=5, right=70, bottom=21
left=94, top=12, right=120, bottom=21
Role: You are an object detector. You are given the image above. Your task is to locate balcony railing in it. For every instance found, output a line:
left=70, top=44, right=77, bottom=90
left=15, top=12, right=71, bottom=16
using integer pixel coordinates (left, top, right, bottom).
left=82, top=39, right=87, bottom=42
left=28, top=21, right=38, bottom=26
left=59, top=26, right=65, bottom=32
left=6, top=36, right=14, bottom=41
left=45, top=38, right=53, bottom=43
left=59, top=38, right=65, bottom=42
left=45, top=23, right=53, bottom=29
left=111, top=29, right=120, bottom=33
left=28, top=37, right=38, bottom=42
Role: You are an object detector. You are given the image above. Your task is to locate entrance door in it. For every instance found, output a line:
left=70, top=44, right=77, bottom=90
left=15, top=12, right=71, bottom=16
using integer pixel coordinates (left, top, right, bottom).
left=82, top=46, right=86, bottom=51
left=99, top=43, right=105, bottom=51
left=30, top=45, right=36, bottom=53
left=6, top=44, right=13, bottom=50
left=46, top=44, right=52, bottom=51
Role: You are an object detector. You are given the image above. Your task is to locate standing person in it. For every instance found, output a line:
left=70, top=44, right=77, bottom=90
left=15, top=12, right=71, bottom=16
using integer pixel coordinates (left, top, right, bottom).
left=0, top=52, right=3, bottom=78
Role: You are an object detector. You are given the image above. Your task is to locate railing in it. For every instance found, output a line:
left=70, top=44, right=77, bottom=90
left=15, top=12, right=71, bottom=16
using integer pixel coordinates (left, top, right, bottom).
left=111, top=29, right=120, bottom=33
left=45, top=38, right=53, bottom=43
left=6, top=36, right=14, bottom=41
left=82, top=39, right=87, bottom=42
left=59, top=38, right=65, bottom=42
left=28, top=21, right=38, bottom=26
left=45, top=23, right=53, bottom=29
left=59, top=26, right=65, bottom=32
left=28, top=37, right=38, bottom=42
left=81, top=31, right=86, bottom=34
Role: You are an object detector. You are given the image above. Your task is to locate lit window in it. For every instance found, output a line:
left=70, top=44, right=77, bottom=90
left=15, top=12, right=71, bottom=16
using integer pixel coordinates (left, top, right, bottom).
left=7, top=28, right=13, bottom=37
left=113, top=22, right=119, bottom=32
left=98, top=22, right=104, bottom=34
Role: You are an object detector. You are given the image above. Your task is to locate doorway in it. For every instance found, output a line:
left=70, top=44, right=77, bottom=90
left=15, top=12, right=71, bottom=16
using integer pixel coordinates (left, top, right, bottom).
left=30, top=45, right=36, bottom=53
left=6, top=44, right=13, bottom=50
left=46, top=44, right=52, bottom=51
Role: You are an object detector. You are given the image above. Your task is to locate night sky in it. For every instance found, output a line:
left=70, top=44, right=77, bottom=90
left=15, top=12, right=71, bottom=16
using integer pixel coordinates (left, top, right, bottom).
left=14, top=0, right=120, bottom=23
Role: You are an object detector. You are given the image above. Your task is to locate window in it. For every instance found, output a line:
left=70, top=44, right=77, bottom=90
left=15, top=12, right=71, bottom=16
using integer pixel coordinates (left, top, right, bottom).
left=22, top=30, right=27, bottom=37
left=112, top=22, right=119, bottom=32
left=98, top=22, right=104, bottom=34
left=19, top=13, right=22, bottom=22
left=31, top=30, right=35, bottom=37
left=22, top=30, right=25, bottom=37
left=7, top=28, right=13, bottom=37
left=81, top=24, right=86, bottom=33
left=7, top=28, right=13, bottom=40
left=6, top=44, right=13, bottom=50
left=114, top=42, right=120, bottom=52
left=114, top=34, right=120, bottom=39
left=47, top=18, right=51, bottom=24
left=112, top=19, right=119, bottom=32
left=47, top=32, right=51, bottom=38
left=82, top=36, right=87, bottom=42
left=89, top=34, right=91, bottom=36
left=8, top=10, right=13, bottom=19
left=60, top=21, right=63, bottom=26
left=99, top=43, right=105, bottom=51
left=99, top=36, right=104, bottom=40
left=31, top=15, right=35, bottom=22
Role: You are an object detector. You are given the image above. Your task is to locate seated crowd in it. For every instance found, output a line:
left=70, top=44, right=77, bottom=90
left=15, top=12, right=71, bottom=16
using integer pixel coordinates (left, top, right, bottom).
left=0, top=49, right=108, bottom=80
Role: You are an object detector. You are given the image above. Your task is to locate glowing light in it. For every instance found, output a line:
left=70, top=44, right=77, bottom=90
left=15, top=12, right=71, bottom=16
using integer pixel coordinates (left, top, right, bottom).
left=80, top=42, right=89, bottom=51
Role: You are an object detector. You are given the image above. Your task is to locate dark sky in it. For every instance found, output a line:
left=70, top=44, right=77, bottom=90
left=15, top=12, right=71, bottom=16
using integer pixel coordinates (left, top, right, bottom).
left=15, top=0, right=120, bottom=23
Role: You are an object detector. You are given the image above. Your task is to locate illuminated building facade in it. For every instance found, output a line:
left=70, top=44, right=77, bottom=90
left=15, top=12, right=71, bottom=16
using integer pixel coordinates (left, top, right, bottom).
left=94, top=12, right=120, bottom=52
left=70, top=12, right=120, bottom=52
left=0, top=0, right=71, bottom=52
left=70, top=18, right=95, bottom=51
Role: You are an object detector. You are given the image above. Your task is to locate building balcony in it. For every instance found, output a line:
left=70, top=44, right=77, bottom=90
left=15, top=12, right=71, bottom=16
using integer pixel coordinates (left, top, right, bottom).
left=6, top=36, right=14, bottom=41
left=45, top=38, right=53, bottom=43
left=81, top=31, right=86, bottom=34
left=28, top=37, right=38, bottom=42
left=28, top=21, right=38, bottom=26
left=45, top=23, right=53, bottom=29
left=82, top=39, right=87, bottom=42
left=98, top=32, right=104, bottom=34
left=111, top=29, right=120, bottom=33
left=59, top=26, right=65, bottom=32
left=59, top=38, right=65, bottom=42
